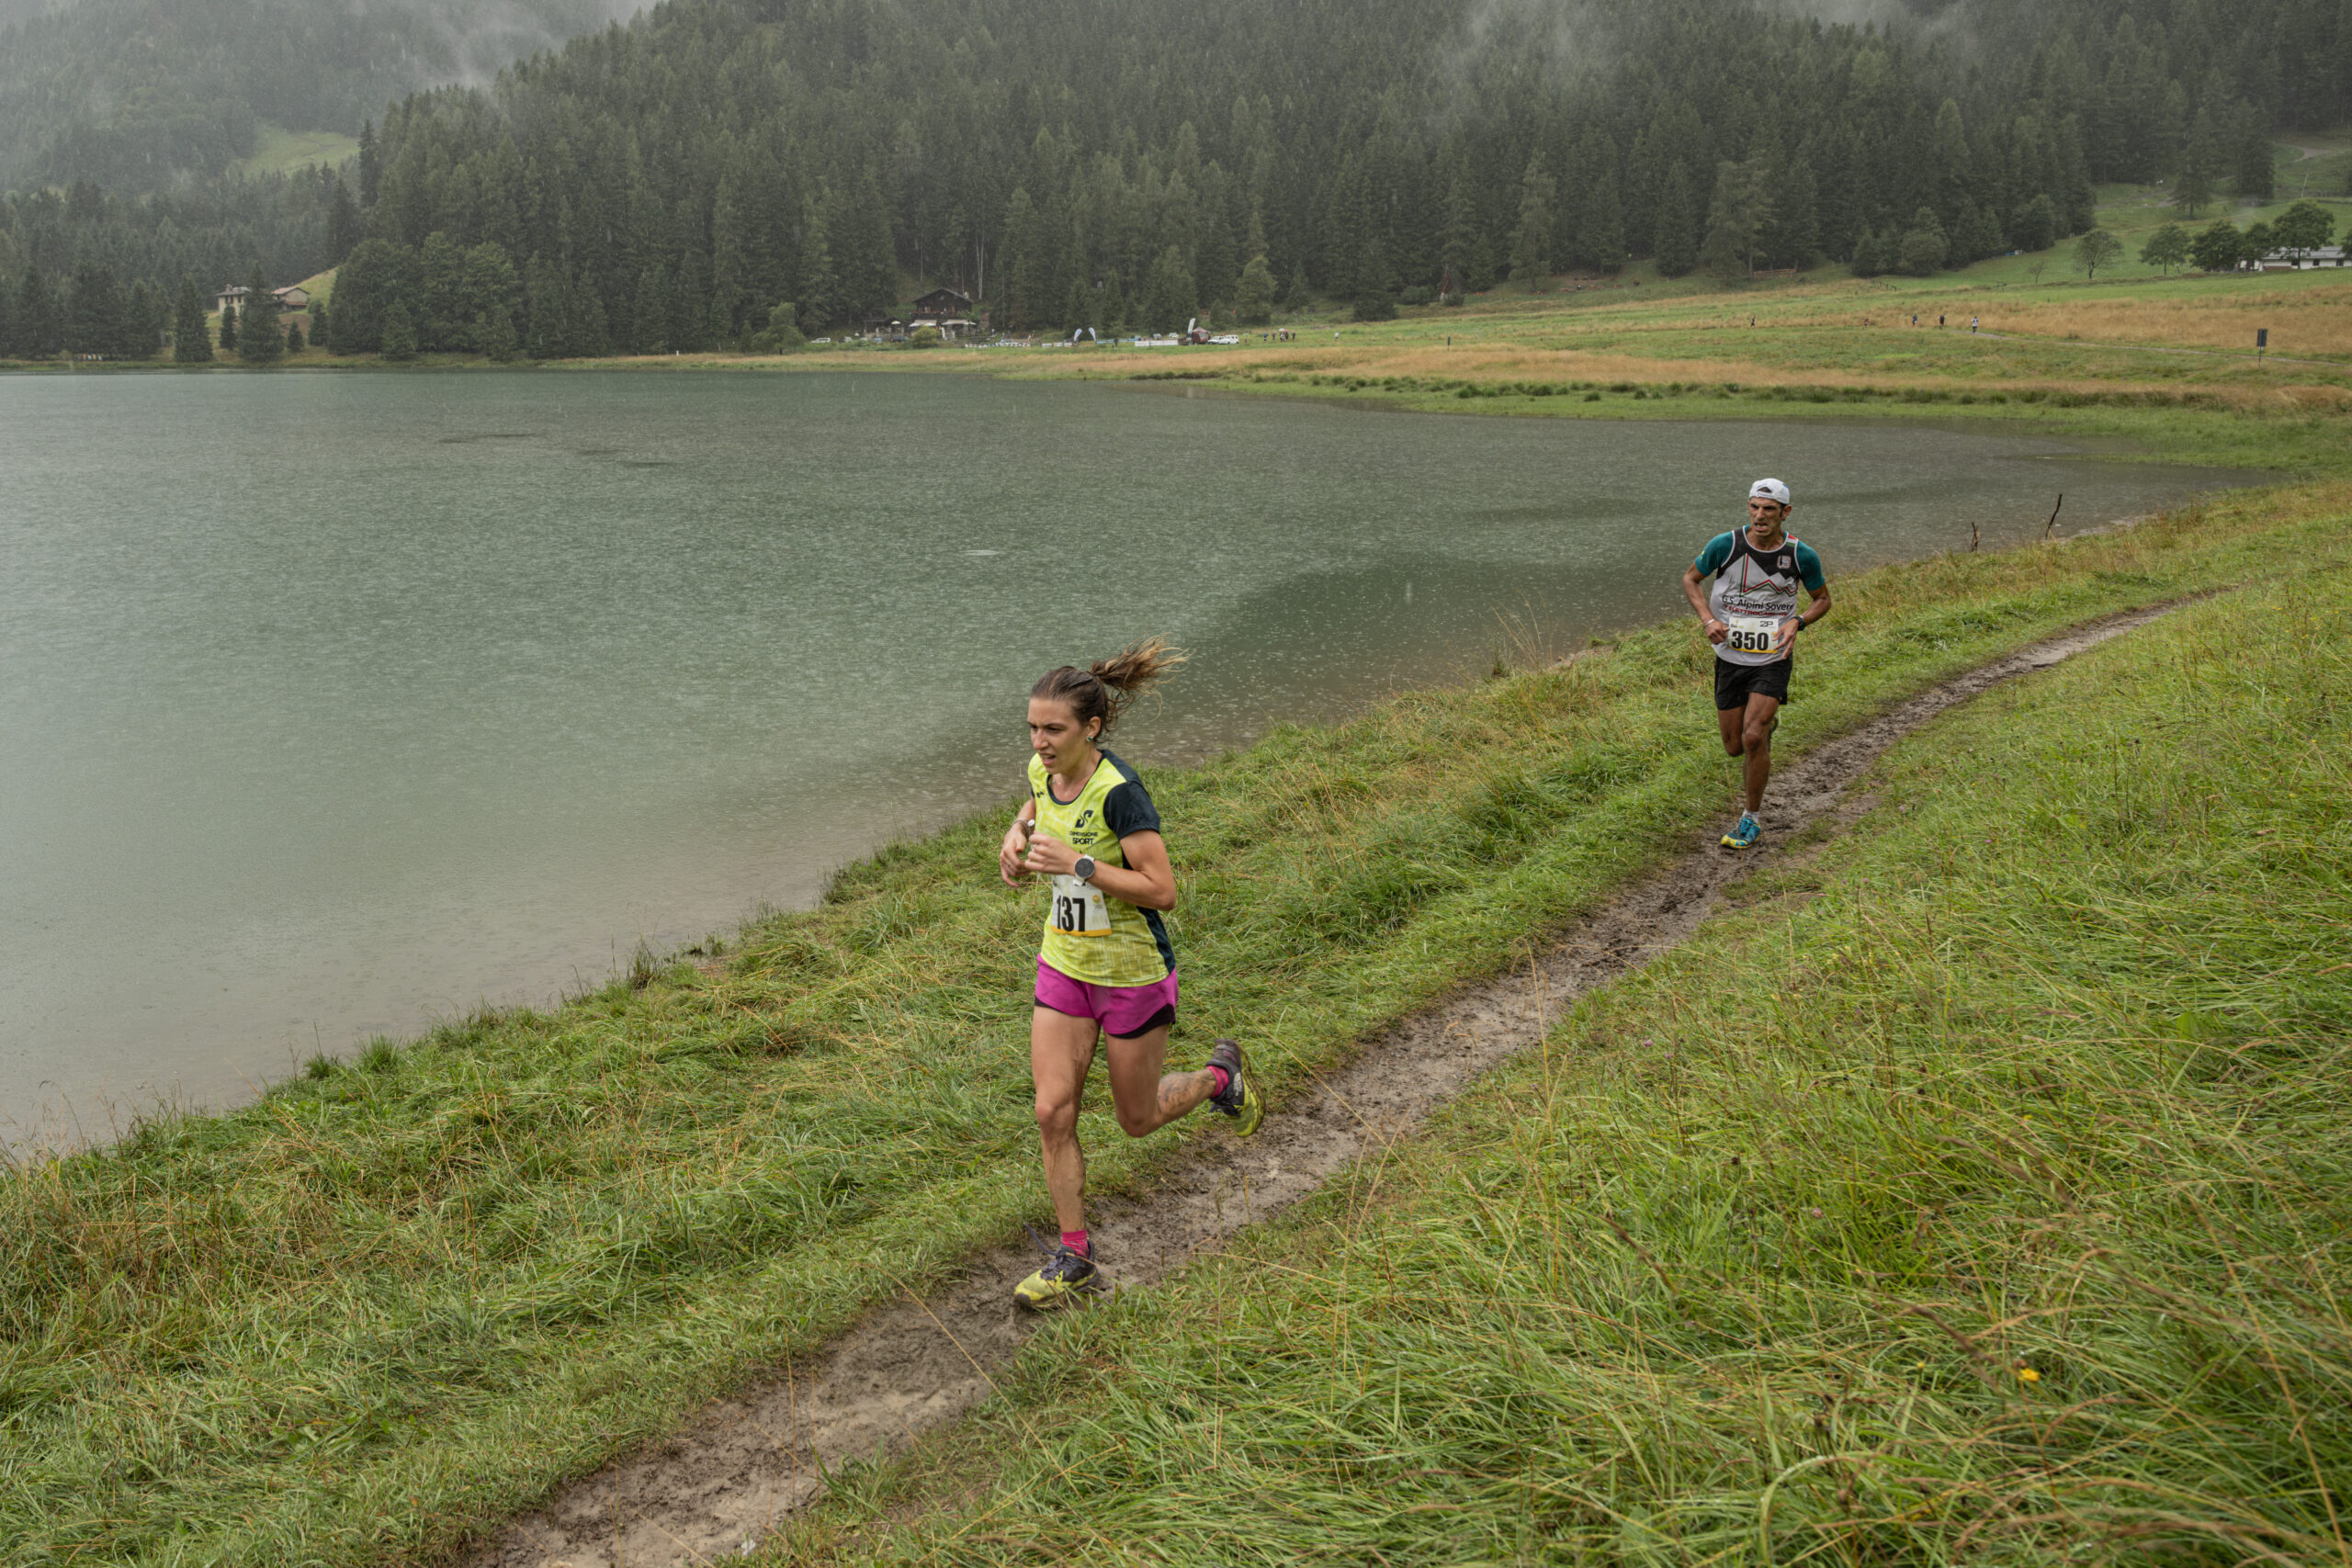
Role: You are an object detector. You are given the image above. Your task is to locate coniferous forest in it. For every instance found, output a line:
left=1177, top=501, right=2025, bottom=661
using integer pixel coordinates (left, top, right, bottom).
left=1, top=0, right=2348, bottom=360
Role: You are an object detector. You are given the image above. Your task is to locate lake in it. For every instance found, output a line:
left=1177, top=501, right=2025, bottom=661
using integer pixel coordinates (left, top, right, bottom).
left=0, top=369, right=2256, bottom=1135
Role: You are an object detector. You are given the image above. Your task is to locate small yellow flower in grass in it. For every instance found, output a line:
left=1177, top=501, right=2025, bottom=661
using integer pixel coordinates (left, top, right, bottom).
left=2015, top=1365, right=2041, bottom=1383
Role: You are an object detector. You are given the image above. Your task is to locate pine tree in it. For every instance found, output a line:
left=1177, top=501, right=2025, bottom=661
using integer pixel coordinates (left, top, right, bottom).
left=479, top=309, right=516, bottom=362
left=1849, top=226, right=1887, bottom=277
left=309, top=297, right=329, bottom=348
left=1952, top=200, right=2005, bottom=264
left=461, top=243, right=522, bottom=355
left=1761, top=158, right=1819, bottom=269
left=2011, top=193, right=2060, bottom=253
left=633, top=263, right=672, bottom=352
left=286, top=319, right=306, bottom=353
left=65, top=262, right=123, bottom=355
left=1509, top=152, right=1556, bottom=290
left=173, top=276, right=213, bottom=362
left=1931, top=99, right=1971, bottom=232
left=2233, top=108, right=2277, bottom=199
left=1138, top=246, right=1194, bottom=333
left=120, top=277, right=162, bottom=358
left=219, top=299, right=238, bottom=352
left=2176, top=108, right=2219, bottom=216
left=416, top=233, right=468, bottom=352
left=524, top=254, right=571, bottom=359
left=328, top=175, right=362, bottom=264
left=357, top=121, right=382, bottom=208
left=797, top=190, right=838, bottom=331
left=1233, top=253, right=1275, bottom=324
left=1702, top=158, right=1770, bottom=278
left=1438, top=146, right=1483, bottom=296
left=1655, top=162, right=1699, bottom=277
left=238, top=267, right=283, bottom=363
left=571, top=268, right=611, bottom=355
left=324, top=240, right=406, bottom=354
left=1573, top=128, right=1626, bottom=274
left=1098, top=267, right=1127, bottom=336
left=381, top=299, right=418, bottom=360
left=1196, top=209, right=1238, bottom=309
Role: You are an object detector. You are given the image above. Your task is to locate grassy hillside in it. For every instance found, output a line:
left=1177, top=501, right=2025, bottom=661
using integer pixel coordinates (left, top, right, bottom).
left=1, top=474, right=2346, bottom=1562
left=777, top=515, right=2352, bottom=1565
left=225, top=124, right=360, bottom=181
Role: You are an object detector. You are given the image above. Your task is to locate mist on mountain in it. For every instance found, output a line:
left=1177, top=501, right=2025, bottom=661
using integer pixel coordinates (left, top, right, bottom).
left=0, top=0, right=641, bottom=190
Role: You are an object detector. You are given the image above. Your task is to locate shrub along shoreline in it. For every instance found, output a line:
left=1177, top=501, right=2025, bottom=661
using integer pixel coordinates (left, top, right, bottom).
left=807, top=537, right=2352, bottom=1564
left=2, top=480, right=2346, bottom=1563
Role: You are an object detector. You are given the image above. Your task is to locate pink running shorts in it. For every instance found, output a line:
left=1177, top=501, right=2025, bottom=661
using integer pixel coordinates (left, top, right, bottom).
left=1034, top=958, right=1179, bottom=1039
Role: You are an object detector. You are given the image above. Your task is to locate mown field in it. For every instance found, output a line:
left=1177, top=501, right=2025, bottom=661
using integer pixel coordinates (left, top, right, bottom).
left=3, top=465, right=2344, bottom=1560
left=773, top=513, right=2352, bottom=1566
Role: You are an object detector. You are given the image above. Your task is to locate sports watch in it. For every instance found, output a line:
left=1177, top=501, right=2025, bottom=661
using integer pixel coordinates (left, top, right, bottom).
left=1073, top=855, right=1097, bottom=883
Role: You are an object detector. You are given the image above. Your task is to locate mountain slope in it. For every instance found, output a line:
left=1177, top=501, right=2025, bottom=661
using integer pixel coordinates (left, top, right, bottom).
left=0, top=0, right=639, bottom=190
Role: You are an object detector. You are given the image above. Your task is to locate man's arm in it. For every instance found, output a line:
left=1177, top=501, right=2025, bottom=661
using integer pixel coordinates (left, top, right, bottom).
left=1681, top=563, right=1728, bottom=644
left=1777, top=582, right=1832, bottom=652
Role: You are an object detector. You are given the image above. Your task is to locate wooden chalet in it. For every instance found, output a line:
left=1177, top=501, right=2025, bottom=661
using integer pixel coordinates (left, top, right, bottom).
left=909, top=286, right=978, bottom=338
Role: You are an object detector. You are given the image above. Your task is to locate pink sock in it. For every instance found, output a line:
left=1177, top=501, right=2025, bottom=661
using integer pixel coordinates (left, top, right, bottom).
left=1061, top=1229, right=1090, bottom=1258
left=1207, top=1065, right=1231, bottom=1098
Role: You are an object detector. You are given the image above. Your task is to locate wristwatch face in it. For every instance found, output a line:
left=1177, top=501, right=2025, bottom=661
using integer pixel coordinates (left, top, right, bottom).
left=1075, top=856, right=1095, bottom=881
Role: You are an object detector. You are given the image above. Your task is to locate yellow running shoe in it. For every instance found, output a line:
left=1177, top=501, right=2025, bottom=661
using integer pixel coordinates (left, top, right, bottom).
left=1012, top=1246, right=1100, bottom=1311
left=1207, top=1038, right=1262, bottom=1136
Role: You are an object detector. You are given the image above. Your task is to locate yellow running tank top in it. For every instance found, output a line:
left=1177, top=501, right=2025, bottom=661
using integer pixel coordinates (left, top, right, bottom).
left=1028, top=749, right=1176, bottom=987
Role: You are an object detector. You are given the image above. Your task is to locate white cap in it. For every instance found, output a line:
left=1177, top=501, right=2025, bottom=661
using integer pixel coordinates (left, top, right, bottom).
left=1749, top=477, right=1791, bottom=506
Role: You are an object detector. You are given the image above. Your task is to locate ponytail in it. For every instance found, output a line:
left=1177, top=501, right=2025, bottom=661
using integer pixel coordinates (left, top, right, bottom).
left=1031, top=637, right=1185, bottom=740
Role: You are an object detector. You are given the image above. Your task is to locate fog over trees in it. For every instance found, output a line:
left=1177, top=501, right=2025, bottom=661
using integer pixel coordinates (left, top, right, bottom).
left=2, top=0, right=2347, bottom=358
left=0, top=0, right=638, bottom=188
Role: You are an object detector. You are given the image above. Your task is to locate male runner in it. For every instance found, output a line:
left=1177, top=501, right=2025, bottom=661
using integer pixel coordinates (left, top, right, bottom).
left=1680, top=478, right=1831, bottom=849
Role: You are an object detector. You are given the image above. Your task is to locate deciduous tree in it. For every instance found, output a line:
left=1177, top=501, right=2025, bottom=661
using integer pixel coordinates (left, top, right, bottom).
left=2072, top=228, right=2124, bottom=278
left=2139, top=222, right=2190, bottom=274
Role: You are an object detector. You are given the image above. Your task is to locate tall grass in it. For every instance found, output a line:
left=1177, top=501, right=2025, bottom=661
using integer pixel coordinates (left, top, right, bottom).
left=797, top=566, right=2352, bottom=1566
left=1, top=485, right=2346, bottom=1562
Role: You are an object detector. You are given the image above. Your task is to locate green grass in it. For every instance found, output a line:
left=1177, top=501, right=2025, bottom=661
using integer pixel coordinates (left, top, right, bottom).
left=226, top=124, right=359, bottom=181
left=3, top=484, right=2346, bottom=1563
left=780, top=524, right=2352, bottom=1565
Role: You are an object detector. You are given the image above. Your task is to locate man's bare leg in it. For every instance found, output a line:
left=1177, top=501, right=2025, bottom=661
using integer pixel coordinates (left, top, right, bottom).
left=1739, top=693, right=1781, bottom=814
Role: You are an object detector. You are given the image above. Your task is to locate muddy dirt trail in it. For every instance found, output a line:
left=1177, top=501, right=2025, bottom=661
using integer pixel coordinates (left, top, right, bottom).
left=468, top=607, right=2172, bottom=1568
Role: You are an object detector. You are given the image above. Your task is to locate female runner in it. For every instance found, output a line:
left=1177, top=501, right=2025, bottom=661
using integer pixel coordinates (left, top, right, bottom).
left=997, top=639, right=1261, bottom=1308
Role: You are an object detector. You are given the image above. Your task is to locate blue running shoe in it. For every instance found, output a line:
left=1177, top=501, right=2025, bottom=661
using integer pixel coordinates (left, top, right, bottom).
left=1721, top=813, right=1761, bottom=850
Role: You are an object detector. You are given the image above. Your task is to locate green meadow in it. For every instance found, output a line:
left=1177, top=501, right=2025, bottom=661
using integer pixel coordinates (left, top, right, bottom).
left=4, top=451, right=2346, bottom=1560
left=790, top=499, right=2352, bottom=1567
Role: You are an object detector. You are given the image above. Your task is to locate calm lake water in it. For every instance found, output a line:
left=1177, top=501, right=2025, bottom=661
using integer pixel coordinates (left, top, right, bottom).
left=0, top=370, right=2256, bottom=1134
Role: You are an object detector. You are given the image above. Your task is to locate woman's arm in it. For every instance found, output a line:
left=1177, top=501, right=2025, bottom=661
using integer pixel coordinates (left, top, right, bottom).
left=1021, top=829, right=1176, bottom=912
left=998, top=799, right=1037, bottom=886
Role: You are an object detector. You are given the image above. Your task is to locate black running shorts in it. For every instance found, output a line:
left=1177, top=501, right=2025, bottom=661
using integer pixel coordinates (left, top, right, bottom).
left=1714, top=656, right=1792, bottom=710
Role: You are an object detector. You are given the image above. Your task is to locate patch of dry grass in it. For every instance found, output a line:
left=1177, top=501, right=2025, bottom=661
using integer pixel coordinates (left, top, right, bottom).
left=1974, top=285, right=2352, bottom=356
